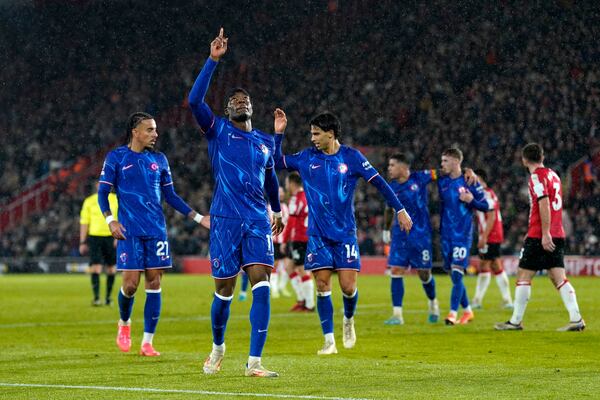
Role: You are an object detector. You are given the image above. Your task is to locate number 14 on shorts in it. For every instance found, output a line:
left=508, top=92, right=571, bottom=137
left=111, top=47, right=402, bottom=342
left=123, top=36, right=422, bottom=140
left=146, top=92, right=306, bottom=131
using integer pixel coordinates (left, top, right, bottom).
left=345, top=244, right=358, bottom=259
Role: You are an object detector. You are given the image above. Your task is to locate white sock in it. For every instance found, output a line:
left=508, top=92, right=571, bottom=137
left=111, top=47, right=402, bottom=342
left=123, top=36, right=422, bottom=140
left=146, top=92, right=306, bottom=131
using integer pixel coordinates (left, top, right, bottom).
left=324, top=333, right=335, bottom=344
left=118, top=319, right=131, bottom=326
left=474, top=272, right=491, bottom=303
left=270, top=272, right=279, bottom=294
left=557, top=280, right=582, bottom=322
left=212, top=343, right=225, bottom=353
left=463, top=305, right=472, bottom=313
left=248, top=355, right=261, bottom=366
left=291, top=274, right=303, bottom=301
left=495, top=271, right=512, bottom=304
left=302, top=275, right=315, bottom=309
left=393, top=306, right=403, bottom=318
left=278, top=261, right=289, bottom=290
left=142, top=332, right=154, bottom=345
left=448, top=310, right=457, bottom=319
left=510, top=281, right=531, bottom=324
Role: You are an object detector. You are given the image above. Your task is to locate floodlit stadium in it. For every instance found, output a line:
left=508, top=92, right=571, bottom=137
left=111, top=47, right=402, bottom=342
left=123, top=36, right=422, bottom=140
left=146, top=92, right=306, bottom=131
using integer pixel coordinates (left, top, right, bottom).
left=1, top=1, right=599, bottom=399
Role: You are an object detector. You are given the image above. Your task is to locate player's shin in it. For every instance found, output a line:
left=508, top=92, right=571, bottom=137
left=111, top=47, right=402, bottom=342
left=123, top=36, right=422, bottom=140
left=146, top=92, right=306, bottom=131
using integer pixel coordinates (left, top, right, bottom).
left=143, top=288, right=162, bottom=344
left=118, top=287, right=135, bottom=322
left=449, top=268, right=465, bottom=312
left=557, top=279, right=582, bottom=322
left=249, top=281, right=271, bottom=358
left=510, top=280, right=531, bottom=325
left=211, top=292, right=233, bottom=346
left=316, top=291, right=334, bottom=336
left=302, top=274, right=315, bottom=309
left=342, top=288, right=358, bottom=319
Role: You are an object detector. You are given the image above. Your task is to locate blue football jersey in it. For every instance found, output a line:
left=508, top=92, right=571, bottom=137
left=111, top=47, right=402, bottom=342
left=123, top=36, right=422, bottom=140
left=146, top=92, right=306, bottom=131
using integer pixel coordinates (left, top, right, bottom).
left=201, top=117, right=275, bottom=221
left=390, top=169, right=435, bottom=241
left=438, top=174, right=486, bottom=242
left=99, top=146, right=172, bottom=237
left=282, top=145, right=379, bottom=241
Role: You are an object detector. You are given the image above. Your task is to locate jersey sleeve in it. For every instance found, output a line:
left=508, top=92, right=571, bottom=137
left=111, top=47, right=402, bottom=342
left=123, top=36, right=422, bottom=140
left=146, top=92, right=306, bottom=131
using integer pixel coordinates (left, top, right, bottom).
left=80, top=197, right=91, bottom=225
left=415, top=169, right=436, bottom=185
left=159, top=153, right=174, bottom=187
left=265, top=136, right=275, bottom=169
left=274, top=133, right=302, bottom=171
left=350, top=149, right=379, bottom=182
left=530, top=172, right=549, bottom=201
left=99, top=151, right=118, bottom=187
left=188, top=58, right=217, bottom=137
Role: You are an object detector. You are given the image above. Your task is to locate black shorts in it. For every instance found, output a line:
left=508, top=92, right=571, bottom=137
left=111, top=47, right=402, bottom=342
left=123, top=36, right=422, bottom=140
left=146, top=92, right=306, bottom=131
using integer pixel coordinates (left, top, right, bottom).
left=518, top=237, right=565, bottom=271
left=288, top=241, right=307, bottom=266
left=274, top=242, right=287, bottom=260
left=479, top=243, right=501, bottom=260
left=88, top=236, right=116, bottom=266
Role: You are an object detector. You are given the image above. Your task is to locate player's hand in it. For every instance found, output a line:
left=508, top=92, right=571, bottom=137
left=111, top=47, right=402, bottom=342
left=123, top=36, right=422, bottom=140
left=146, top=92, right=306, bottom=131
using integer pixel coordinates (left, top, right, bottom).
left=382, top=230, right=391, bottom=244
left=200, top=214, right=211, bottom=229
left=271, top=216, right=285, bottom=236
left=274, top=108, right=287, bottom=134
left=79, top=243, right=88, bottom=256
left=463, top=168, right=479, bottom=185
left=397, top=210, right=412, bottom=233
left=477, top=236, right=487, bottom=250
left=109, top=221, right=127, bottom=240
left=210, top=28, right=228, bottom=61
left=459, top=189, right=474, bottom=203
left=541, top=232, right=556, bottom=252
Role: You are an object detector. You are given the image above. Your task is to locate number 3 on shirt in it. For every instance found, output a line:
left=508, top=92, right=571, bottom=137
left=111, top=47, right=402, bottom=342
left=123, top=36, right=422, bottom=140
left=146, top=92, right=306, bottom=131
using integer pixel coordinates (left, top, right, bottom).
left=345, top=244, right=358, bottom=259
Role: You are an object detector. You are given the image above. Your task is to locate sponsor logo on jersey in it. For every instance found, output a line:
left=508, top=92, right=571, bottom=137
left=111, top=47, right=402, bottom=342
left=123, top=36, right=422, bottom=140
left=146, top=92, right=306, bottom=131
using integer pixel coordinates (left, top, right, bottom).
left=310, top=164, right=321, bottom=170
left=338, top=163, right=348, bottom=174
left=362, top=161, right=372, bottom=169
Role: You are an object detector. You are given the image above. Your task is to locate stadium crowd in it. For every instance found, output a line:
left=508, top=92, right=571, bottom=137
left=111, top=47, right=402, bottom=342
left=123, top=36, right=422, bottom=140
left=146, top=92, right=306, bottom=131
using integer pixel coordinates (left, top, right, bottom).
left=1, top=0, right=599, bottom=259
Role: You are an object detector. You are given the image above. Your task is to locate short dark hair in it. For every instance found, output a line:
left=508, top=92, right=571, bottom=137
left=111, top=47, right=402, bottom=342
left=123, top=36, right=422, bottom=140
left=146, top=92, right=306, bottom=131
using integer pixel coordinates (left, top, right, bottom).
left=224, top=87, right=251, bottom=109
left=390, top=153, right=410, bottom=165
left=287, top=171, right=303, bottom=186
left=474, top=168, right=488, bottom=182
left=125, top=112, right=153, bottom=144
left=522, top=143, right=544, bottom=163
left=442, top=148, right=463, bottom=162
left=310, top=112, right=341, bottom=139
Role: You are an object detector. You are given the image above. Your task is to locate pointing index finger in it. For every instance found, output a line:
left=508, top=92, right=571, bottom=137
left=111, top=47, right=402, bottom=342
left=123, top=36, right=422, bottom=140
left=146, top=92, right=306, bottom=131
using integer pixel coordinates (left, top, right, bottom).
left=219, top=27, right=224, bottom=38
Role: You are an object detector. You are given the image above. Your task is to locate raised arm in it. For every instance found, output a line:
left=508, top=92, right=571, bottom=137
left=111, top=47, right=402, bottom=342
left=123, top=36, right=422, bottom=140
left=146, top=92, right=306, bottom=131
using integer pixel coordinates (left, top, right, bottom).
left=264, top=167, right=284, bottom=235
left=188, top=28, right=228, bottom=133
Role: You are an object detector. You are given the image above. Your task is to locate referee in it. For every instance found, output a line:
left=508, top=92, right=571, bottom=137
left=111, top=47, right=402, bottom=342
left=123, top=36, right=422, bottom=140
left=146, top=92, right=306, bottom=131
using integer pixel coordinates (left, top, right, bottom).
left=80, top=182, right=118, bottom=306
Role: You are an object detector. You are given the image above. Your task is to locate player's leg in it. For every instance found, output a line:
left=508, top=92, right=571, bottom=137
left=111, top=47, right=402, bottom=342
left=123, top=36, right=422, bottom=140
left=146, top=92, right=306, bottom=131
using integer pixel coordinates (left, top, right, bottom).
left=104, top=237, right=117, bottom=306
left=299, top=266, right=315, bottom=311
left=90, top=263, right=102, bottom=306
left=139, top=268, right=164, bottom=356
left=313, top=268, right=337, bottom=354
left=106, top=265, right=117, bottom=306
left=490, top=257, right=513, bottom=308
left=270, top=256, right=280, bottom=299
left=204, top=215, right=242, bottom=373
left=241, top=219, right=278, bottom=377
left=338, top=269, right=358, bottom=349
left=289, top=242, right=306, bottom=311
left=414, top=241, right=438, bottom=323
left=472, top=259, right=492, bottom=309
left=277, top=252, right=292, bottom=297
left=547, top=241, right=584, bottom=331
left=115, top=237, right=142, bottom=352
left=385, top=266, right=406, bottom=325
left=239, top=270, right=249, bottom=301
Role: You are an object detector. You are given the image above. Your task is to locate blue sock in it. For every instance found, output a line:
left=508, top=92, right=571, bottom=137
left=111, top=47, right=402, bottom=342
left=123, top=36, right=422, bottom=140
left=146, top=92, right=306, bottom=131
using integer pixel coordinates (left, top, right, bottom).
left=421, top=275, right=436, bottom=300
left=143, top=289, right=162, bottom=334
left=450, top=269, right=465, bottom=312
left=241, top=273, right=249, bottom=292
left=249, top=282, right=270, bottom=357
left=316, top=291, right=334, bottom=335
left=118, top=287, right=135, bottom=322
left=211, top=292, right=233, bottom=346
left=460, top=283, right=470, bottom=309
left=391, top=277, right=404, bottom=307
left=343, top=288, right=359, bottom=319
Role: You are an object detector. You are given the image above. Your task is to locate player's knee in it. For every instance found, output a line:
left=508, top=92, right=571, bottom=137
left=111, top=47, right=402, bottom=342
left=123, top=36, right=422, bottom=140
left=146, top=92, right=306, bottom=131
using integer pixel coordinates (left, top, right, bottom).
left=450, top=268, right=464, bottom=284
left=390, top=267, right=404, bottom=276
left=341, top=284, right=356, bottom=297
left=315, top=278, right=330, bottom=292
left=122, top=282, right=138, bottom=297
left=418, top=270, right=431, bottom=282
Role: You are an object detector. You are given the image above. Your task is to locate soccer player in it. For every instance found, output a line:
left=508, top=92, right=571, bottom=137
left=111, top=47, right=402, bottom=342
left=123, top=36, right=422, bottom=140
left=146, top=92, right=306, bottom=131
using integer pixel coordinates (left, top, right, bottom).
left=381, top=154, right=439, bottom=325
left=274, top=111, right=412, bottom=355
left=282, top=172, right=314, bottom=312
left=471, top=169, right=513, bottom=309
left=98, top=112, right=208, bottom=357
left=270, top=187, right=291, bottom=299
left=438, top=148, right=490, bottom=325
left=495, top=143, right=585, bottom=331
left=80, top=182, right=118, bottom=306
left=188, top=29, right=284, bottom=377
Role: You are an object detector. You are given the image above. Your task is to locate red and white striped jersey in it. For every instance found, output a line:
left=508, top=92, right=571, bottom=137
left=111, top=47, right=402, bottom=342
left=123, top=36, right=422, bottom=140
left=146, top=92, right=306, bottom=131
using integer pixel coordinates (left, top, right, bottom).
left=476, top=187, right=504, bottom=244
left=527, top=167, right=565, bottom=239
left=283, top=190, right=309, bottom=243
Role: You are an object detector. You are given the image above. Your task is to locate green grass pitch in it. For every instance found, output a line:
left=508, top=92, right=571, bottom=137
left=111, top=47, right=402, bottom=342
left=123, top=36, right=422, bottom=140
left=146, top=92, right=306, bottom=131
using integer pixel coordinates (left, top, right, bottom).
left=0, top=273, right=598, bottom=399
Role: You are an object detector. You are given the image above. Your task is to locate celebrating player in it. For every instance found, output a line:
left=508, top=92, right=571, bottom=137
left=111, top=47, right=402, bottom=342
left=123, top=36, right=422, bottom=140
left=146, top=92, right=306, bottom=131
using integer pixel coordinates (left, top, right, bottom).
left=495, top=143, right=585, bottom=331
left=382, top=154, right=440, bottom=325
left=98, top=112, right=208, bottom=357
left=274, top=111, right=412, bottom=355
left=282, top=172, right=314, bottom=312
left=188, top=28, right=284, bottom=377
left=471, top=169, right=513, bottom=309
left=438, top=148, right=490, bottom=325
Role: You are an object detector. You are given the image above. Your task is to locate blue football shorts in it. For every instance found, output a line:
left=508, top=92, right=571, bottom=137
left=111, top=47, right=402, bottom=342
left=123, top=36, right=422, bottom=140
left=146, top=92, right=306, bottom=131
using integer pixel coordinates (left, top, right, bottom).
left=116, top=234, right=172, bottom=271
left=305, top=235, right=361, bottom=272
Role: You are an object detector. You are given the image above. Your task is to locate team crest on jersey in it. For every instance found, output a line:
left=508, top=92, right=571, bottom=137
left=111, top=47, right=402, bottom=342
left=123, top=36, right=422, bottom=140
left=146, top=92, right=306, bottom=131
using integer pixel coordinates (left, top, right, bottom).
left=150, top=163, right=159, bottom=171
left=120, top=252, right=128, bottom=263
left=411, top=184, right=419, bottom=191
left=307, top=253, right=314, bottom=262
left=260, top=144, right=269, bottom=155
left=338, top=163, right=348, bottom=174
left=212, top=258, right=220, bottom=269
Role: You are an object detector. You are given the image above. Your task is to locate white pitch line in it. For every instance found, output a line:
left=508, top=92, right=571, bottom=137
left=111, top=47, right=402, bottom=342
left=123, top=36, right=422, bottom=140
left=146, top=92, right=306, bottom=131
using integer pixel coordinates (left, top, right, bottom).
left=0, top=382, right=372, bottom=400
left=0, top=304, right=392, bottom=329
